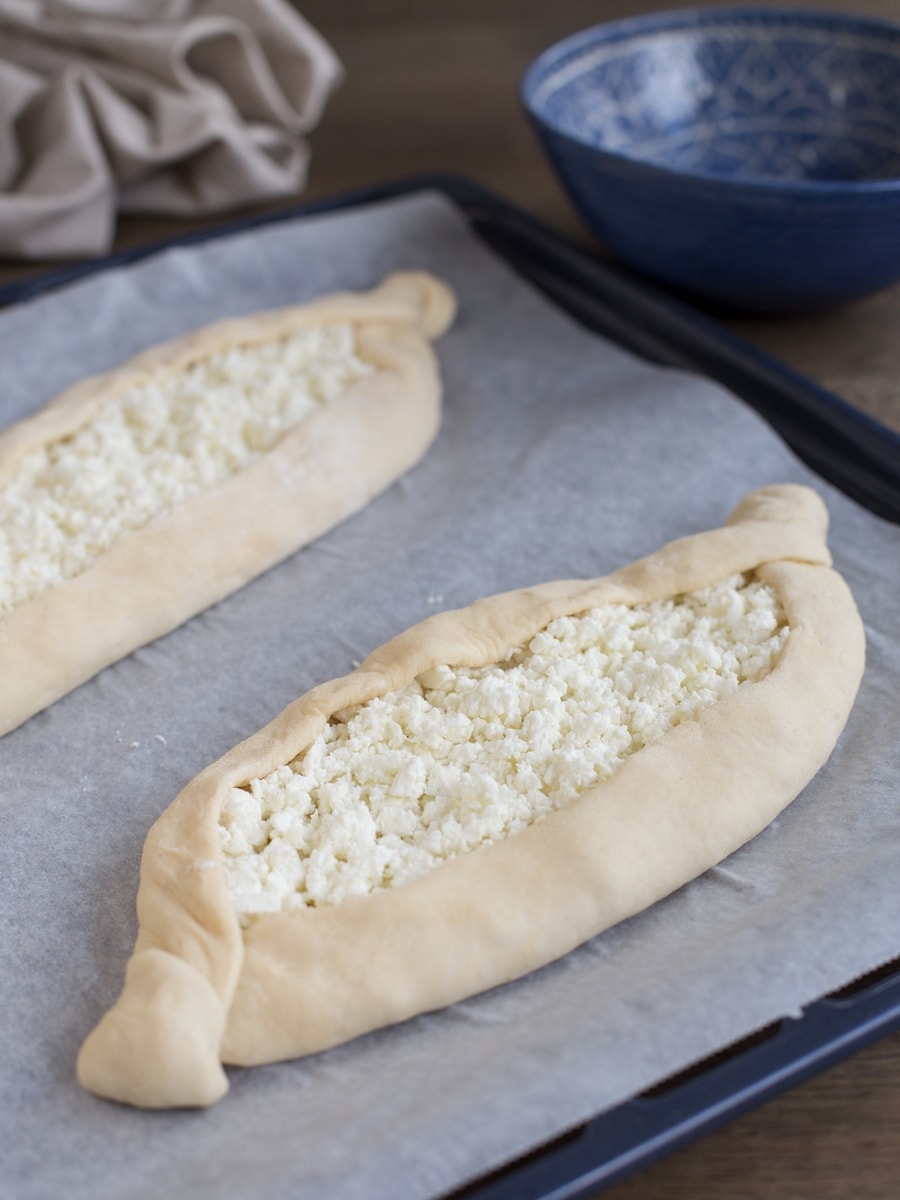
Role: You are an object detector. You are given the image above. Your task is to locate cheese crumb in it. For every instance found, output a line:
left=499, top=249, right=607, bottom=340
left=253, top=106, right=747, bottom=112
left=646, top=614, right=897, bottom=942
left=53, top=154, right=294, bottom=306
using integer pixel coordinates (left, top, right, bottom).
left=0, top=324, right=372, bottom=617
left=220, top=575, right=789, bottom=921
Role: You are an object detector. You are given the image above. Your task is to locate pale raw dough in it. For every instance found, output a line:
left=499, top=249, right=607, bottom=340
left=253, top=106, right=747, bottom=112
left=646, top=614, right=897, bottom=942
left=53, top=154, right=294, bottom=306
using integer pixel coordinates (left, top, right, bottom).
left=0, top=271, right=456, bottom=737
left=76, top=485, right=866, bottom=1109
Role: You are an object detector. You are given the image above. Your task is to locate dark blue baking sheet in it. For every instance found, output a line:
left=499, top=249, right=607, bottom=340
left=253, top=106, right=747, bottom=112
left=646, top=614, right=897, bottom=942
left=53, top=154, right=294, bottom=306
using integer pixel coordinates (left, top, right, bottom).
left=2, top=175, right=898, bottom=1198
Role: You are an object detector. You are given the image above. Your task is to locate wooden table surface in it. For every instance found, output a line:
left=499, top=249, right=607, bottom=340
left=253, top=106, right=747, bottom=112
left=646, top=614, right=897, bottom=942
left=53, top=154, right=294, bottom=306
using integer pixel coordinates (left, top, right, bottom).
left=2, top=2, right=898, bottom=1196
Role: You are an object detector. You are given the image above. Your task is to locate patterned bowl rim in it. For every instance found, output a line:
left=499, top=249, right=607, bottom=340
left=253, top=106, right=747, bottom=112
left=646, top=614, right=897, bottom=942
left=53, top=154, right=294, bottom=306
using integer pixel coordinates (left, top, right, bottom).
left=521, top=4, right=900, bottom=195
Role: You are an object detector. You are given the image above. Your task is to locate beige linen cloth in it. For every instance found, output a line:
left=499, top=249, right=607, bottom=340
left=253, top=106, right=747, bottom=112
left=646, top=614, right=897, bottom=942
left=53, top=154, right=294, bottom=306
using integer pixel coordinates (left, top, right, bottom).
left=0, top=0, right=342, bottom=259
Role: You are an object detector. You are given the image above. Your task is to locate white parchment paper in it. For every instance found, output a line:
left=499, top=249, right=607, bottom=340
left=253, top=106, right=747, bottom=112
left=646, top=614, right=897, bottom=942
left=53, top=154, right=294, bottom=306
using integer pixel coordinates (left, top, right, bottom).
left=0, top=193, right=898, bottom=1200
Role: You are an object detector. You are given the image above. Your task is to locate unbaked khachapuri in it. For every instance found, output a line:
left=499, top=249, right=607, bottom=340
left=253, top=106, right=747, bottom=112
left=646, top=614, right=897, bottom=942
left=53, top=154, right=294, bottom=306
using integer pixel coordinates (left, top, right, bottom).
left=0, top=271, right=455, bottom=737
left=77, top=484, right=865, bottom=1108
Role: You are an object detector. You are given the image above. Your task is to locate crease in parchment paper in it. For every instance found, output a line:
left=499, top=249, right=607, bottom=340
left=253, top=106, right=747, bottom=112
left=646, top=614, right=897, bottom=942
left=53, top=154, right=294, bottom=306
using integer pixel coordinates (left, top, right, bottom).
left=0, top=191, right=897, bottom=1200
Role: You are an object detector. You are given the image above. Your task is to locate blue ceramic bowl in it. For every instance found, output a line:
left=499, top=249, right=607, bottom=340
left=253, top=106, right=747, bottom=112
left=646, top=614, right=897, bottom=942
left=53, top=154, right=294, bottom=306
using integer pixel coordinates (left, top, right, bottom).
left=522, top=7, right=900, bottom=313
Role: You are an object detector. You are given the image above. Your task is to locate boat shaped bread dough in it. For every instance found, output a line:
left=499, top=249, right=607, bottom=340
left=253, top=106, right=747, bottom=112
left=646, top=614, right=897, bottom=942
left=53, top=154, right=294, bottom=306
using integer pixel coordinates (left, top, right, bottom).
left=0, top=271, right=455, bottom=737
left=77, top=484, right=865, bottom=1108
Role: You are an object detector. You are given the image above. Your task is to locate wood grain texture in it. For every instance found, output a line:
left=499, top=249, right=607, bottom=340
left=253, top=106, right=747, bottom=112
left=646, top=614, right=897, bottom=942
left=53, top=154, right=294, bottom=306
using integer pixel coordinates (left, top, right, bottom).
left=0, top=1, right=897, bottom=1194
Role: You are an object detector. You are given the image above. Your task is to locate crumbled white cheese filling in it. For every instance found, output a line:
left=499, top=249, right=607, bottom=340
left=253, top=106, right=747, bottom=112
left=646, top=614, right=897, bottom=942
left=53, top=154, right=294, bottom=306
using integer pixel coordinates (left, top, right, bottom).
left=0, top=324, right=372, bottom=617
left=220, top=574, right=788, bottom=921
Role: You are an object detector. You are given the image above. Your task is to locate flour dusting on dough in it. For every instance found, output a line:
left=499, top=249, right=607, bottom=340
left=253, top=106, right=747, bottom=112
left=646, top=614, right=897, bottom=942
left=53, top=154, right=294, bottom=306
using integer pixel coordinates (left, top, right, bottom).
left=221, top=574, right=788, bottom=920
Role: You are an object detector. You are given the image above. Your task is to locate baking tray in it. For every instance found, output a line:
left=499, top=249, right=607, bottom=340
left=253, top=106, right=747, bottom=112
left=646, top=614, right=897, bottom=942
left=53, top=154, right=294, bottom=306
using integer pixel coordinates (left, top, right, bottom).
left=2, top=174, right=898, bottom=1198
